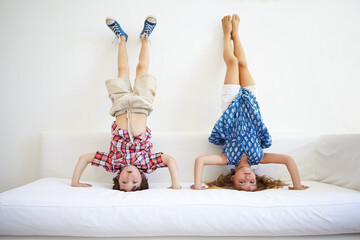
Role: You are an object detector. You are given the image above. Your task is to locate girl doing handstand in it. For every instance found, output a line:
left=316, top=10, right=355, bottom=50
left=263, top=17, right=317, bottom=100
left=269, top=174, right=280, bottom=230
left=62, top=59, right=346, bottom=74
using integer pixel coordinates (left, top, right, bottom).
left=192, top=15, right=308, bottom=191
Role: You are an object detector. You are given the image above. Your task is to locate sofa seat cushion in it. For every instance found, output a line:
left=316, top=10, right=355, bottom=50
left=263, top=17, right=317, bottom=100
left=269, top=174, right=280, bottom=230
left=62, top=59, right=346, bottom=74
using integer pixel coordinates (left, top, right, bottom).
left=0, top=178, right=359, bottom=237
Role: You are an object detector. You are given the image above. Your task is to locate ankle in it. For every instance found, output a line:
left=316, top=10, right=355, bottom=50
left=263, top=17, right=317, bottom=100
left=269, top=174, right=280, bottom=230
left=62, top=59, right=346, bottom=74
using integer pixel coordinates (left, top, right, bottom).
left=140, top=35, right=148, bottom=42
left=120, top=35, right=127, bottom=42
left=223, top=33, right=232, bottom=39
left=231, top=32, right=239, bottom=38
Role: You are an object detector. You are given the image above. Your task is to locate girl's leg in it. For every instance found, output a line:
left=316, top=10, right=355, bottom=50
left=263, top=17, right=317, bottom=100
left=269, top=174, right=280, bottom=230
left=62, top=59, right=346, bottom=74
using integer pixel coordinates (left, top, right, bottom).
left=221, top=16, right=241, bottom=112
left=222, top=15, right=239, bottom=85
left=231, top=14, right=255, bottom=87
left=115, top=35, right=130, bottom=129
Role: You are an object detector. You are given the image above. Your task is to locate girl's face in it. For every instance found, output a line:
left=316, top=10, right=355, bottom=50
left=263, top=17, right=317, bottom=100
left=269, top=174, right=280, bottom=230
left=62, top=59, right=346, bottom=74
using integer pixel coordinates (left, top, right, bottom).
left=231, top=166, right=257, bottom=191
left=118, top=166, right=143, bottom=191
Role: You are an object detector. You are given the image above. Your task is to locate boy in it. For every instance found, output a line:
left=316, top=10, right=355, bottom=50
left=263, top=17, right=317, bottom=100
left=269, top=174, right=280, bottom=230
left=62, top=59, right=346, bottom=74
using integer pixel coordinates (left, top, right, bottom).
left=71, top=16, right=181, bottom=191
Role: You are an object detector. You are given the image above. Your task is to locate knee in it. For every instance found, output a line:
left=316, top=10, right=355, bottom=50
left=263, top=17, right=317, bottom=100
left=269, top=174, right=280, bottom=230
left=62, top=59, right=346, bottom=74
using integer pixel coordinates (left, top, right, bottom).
left=237, top=57, right=248, bottom=68
left=117, top=65, right=129, bottom=78
left=136, top=62, right=148, bottom=76
left=225, top=56, right=239, bottom=68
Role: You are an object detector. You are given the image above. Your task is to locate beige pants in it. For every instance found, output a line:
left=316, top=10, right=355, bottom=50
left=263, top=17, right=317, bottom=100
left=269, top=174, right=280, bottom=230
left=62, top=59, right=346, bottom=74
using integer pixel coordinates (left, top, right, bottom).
left=105, top=74, right=156, bottom=117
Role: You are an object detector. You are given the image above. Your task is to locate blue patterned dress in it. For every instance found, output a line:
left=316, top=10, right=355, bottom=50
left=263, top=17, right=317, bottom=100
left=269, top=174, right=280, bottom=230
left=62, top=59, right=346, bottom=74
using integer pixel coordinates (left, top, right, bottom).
left=209, top=88, right=272, bottom=166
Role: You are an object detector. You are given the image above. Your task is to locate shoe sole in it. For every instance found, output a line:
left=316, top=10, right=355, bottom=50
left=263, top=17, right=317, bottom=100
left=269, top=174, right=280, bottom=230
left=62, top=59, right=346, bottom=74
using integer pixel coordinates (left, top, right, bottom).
left=145, top=15, right=157, bottom=24
left=105, top=16, right=118, bottom=26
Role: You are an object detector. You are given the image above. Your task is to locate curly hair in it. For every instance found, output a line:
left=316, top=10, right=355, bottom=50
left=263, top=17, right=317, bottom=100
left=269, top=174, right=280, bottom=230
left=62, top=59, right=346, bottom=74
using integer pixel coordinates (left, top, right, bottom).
left=112, top=173, right=149, bottom=192
left=206, top=169, right=287, bottom=191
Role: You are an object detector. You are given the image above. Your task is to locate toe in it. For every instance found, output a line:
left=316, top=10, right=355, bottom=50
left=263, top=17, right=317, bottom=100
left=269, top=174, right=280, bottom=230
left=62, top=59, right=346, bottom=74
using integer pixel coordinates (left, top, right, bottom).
left=232, top=14, right=239, bottom=21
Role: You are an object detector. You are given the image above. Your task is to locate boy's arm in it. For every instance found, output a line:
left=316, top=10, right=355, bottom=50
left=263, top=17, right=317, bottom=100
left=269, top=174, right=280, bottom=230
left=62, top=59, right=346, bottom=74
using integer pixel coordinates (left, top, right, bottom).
left=261, top=153, right=309, bottom=190
left=71, top=153, right=96, bottom=187
left=161, top=154, right=181, bottom=189
left=192, top=154, right=227, bottom=190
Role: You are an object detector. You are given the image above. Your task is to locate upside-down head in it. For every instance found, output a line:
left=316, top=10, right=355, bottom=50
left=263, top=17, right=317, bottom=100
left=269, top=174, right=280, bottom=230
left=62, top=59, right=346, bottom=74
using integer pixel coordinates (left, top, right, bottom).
left=231, top=166, right=257, bottom=191
left=113, top=165, right=149, bottom=192
left=207, top=168, right=287, bottom=191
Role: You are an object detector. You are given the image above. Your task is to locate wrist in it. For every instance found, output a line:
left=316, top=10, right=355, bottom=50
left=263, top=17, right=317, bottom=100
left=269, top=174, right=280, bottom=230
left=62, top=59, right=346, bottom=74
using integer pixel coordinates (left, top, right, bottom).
left=71, top=181, right=78, bottom=187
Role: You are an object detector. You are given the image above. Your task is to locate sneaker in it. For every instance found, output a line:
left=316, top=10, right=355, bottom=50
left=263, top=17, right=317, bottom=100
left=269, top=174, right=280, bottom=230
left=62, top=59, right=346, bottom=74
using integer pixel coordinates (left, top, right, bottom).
left=105, top=17, right=128, bottom=42
left=139, top=16, right=157, bottom=40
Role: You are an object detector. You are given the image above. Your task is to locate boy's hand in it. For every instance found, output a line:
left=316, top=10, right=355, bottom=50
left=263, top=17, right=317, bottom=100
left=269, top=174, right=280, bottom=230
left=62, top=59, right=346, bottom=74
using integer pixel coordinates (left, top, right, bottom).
left=71, top=153, right=95, bottom=188
left=190, top=184, right=206, bottom=190
left=161, top=154, right=181, bottom=190
left=71, top=182, right=92, bottom=187
left=289, top=185, right=309, bottom=190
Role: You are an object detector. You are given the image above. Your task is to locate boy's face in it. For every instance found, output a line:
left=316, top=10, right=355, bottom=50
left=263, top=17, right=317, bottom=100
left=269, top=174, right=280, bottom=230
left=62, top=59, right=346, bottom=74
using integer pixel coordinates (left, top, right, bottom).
left=118, top=166, right=143, bottom=191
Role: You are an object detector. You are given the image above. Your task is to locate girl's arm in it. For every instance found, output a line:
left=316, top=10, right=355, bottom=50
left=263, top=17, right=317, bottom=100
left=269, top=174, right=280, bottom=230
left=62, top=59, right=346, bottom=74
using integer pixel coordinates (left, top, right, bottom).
left=71, top=153, right=96, bottom=187
left=161, top=154, right=181, bottom=189
left=261, top=153, right=309, bottom=190
left=191, top=154, right=228, bottom=190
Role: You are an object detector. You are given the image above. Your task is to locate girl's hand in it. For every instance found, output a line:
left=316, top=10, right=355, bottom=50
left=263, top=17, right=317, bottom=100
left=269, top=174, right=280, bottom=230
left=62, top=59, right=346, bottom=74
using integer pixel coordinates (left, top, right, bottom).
left=190, top=184, right=206, bottom=190
left=289, top=185, right=309, bottom=190
left=168, top=185, right=182, bottom=190
left=71, top=182, right=92, bottom=187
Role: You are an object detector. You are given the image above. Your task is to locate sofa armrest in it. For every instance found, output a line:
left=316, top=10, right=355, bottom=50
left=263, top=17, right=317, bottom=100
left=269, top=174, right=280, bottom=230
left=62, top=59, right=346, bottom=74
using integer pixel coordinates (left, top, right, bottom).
left=315, top=134, right=360, bottom=191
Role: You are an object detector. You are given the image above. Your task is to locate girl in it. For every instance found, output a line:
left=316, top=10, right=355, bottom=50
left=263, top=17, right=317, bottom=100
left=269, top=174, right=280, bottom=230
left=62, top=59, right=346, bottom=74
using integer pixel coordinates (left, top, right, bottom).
left=71, top=16, right=181, bottom=192
left=192, top=15, right=308, bottom=191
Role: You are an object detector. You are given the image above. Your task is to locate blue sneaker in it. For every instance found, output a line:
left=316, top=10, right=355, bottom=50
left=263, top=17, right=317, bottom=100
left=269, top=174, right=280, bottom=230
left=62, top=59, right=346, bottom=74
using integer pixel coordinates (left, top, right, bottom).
left=105, top=17, right=128, bottom=42
left=139, top=16, right=157, bottom=40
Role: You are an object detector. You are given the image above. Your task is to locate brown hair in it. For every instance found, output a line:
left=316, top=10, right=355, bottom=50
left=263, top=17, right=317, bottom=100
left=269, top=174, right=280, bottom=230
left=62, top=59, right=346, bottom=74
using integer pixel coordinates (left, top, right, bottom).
left=207, top=169, right=287, bottom=191
left=112, top=173, right=149, bottom=192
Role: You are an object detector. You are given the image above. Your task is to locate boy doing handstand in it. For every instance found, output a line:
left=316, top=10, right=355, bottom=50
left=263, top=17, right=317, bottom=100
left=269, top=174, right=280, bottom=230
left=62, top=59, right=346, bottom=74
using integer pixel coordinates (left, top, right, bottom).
left=71, top=16, right=181, bottom=191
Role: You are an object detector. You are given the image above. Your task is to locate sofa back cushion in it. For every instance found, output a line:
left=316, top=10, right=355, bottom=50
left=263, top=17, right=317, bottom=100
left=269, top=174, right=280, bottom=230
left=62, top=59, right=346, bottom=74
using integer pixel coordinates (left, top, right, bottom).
left=315, top=134, right=360, bottom=191
left=40, top=132, right=317, bottom=184
left=260, top=134, right=317, bottom=182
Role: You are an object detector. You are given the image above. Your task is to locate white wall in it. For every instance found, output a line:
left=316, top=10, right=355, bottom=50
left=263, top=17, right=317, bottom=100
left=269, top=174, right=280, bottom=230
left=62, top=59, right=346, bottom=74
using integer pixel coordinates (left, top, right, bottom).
left=1, top=0, right=360, bottom=192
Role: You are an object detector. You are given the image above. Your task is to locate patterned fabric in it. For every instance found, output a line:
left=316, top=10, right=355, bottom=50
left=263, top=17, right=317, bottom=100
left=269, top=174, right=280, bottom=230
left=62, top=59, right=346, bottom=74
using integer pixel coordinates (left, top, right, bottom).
left=92, top=122, right=165, bottom=174
left=209, top=87, right=272, bottom=166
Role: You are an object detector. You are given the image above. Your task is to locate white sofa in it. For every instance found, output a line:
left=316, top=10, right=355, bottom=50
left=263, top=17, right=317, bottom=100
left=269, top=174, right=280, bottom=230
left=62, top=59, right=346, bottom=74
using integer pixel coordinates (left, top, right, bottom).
left=0, top=132, right=360, bottom=239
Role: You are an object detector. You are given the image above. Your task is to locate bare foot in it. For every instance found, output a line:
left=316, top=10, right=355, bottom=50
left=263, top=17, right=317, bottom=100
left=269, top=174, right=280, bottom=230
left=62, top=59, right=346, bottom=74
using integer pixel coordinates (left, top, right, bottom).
left=231, top=14, right=240, bottom=38
left=222, top=15, right=232, bottom=36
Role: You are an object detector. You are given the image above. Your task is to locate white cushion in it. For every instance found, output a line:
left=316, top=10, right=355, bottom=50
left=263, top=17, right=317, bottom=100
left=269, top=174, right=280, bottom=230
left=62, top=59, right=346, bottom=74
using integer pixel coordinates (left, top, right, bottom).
left=260, top=134, right=318, bottom=182
left=0, top=178, right=359, bottom=237
left=315, top=134, right=360, bottom=191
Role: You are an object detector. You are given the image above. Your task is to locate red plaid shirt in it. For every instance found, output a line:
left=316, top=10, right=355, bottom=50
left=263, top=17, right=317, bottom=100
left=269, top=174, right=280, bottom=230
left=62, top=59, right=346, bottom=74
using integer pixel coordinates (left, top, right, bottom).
left=91, top=122, right=165, bottom=174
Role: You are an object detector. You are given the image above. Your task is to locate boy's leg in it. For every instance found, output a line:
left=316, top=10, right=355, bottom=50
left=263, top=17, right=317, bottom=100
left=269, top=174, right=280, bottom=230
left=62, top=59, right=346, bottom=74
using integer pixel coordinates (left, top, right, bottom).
left=131, top=17, right=157, bottom=135
left=136, top=36, right=149, bottom=77
left=117, top=36, right=129, bottom=78
left=105, top=35, right=132, bottom=128
left=114, top=35, right=130, bottom=129
left=133, top=36, right=156, bottom=110
left=231, top=14, right=255, bottom=88
left=131, top=37, right=154, bottom=135
left=130, top=16, right=157, bottom=135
